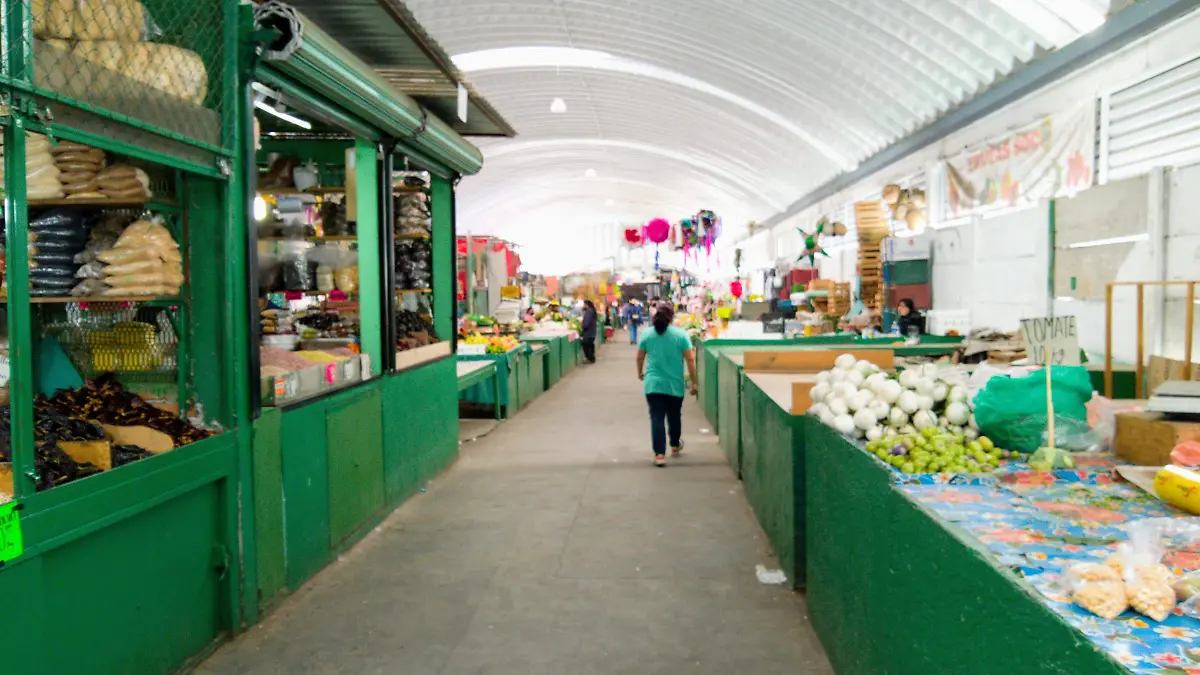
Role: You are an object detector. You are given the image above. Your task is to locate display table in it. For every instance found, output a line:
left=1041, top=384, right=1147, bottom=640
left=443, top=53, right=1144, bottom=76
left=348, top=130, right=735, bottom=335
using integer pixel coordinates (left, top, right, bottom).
left=526, top=344, right=548, bottom=405
left=804, top=420, right=1200, bottom=675
left=457, top=347, right=526, bottom=419
left=718, top=353, right=746, bottom=476
left=456, top=361, right=500, bottom=420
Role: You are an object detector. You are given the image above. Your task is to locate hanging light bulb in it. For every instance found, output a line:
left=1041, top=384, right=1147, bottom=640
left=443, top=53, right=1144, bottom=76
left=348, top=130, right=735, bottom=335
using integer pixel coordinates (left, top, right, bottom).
left=550, top=97, right=567, bottom=113
left=253, top=195, right=269, bottom=222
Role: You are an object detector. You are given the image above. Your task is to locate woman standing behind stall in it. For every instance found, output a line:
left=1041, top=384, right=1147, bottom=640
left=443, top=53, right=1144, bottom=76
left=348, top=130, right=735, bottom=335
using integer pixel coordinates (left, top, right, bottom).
left=637, top=306, right=698, bottom=467
left=896, top=298, right=926, bottom=337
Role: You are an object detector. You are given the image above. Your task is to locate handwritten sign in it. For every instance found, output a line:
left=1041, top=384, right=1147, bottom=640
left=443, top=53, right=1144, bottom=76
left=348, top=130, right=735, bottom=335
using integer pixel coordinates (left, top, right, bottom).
left=457, top=344, right=487, bottom=356
left=1020, top=316, right=1080, bottom=366
left=0, top=502, right=23, bottom=564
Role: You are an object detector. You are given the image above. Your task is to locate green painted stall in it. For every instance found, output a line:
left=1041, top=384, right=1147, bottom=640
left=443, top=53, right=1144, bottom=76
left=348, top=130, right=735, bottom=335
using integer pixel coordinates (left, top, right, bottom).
left=522, top=335, right=564, bottom=389
left=458, top=348, right=526, bottom=418
left=740, top=373, right=808, bottom=588
left=717, top=353, right=745, bottom=477
left=804, top=421, right=1131, bottom=675
left=526, top=344, right=548, bottom=404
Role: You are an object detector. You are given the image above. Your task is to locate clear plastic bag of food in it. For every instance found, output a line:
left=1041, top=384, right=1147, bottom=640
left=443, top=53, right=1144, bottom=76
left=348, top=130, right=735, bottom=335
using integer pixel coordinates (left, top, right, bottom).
left=75, top=260, right=105, bottom=279
left=1103, top=519, right=1200, bottom=621
left=70, top=278, right=108, bottom=296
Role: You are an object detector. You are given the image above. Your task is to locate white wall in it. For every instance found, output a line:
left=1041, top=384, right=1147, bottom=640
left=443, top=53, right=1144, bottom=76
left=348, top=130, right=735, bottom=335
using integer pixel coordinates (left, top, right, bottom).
left=1163, top=162, right=1200, bottom=361
left=930, top=202, right=1051, bottom=333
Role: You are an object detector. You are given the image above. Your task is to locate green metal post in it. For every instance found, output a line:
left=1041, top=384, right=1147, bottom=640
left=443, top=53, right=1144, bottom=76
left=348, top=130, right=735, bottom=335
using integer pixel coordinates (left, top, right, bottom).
left=431, top=175, right=454, bottom=341
left=355, top=138, right=383, bottom=377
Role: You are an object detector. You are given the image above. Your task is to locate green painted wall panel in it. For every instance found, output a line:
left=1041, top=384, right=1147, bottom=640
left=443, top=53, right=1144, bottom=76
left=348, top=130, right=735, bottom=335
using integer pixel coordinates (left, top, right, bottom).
left=740, top=379, right=805, bottom=588
left=252, top=408, right=286, bottom=611
left=327, top=389, right=386, bottom=546
left=527, top=350, right=545, bottom=403
left=431, top=177, right=454, bottom=342
left=1, top=485, right=223, bottom=674
left=281, top=405, right=331, bottom=589
left=383, top=359, right=459, bottom=504
left=716, top=355, right=742, bottom=477
left=355, top=139, right=384, bottom=377
left=805, top=421, right=1129, bottom=675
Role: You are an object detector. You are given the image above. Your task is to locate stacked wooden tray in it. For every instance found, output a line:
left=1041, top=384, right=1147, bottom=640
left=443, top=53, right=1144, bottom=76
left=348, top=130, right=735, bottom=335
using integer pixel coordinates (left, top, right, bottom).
left=855, top=201, right=889, bottom=311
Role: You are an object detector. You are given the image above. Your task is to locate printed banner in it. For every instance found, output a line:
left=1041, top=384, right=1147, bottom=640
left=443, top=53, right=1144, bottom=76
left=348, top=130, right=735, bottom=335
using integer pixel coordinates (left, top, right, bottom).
left=944, top=105, right=1095, bottom=218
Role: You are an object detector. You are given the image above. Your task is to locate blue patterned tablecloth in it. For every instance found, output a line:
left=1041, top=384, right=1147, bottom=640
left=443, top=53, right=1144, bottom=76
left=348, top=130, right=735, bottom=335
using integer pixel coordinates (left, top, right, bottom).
left=890, top=451, right=1200, bottom=674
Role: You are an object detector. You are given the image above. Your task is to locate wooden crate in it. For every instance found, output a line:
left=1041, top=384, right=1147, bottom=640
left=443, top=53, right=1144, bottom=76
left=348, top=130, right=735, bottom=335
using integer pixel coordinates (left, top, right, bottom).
left=1115, top=411, right=1200, bottom=466
left=856, top=201, right=887, bottom=312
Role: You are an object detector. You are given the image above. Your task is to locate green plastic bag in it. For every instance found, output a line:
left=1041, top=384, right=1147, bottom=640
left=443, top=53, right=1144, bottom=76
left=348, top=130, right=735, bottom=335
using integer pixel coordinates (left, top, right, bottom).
left=973, top=366, right=1095, bottom=452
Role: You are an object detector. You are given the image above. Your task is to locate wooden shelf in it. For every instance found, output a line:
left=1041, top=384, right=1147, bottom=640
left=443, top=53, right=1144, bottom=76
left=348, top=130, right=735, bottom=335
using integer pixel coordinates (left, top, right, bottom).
left=393, top=185, right=428, bottom=194
left=29, top=197, right=175, bottom=209
left=396, top=288, right=432, bottom=294
left=395, top=233, right=431, bottom=240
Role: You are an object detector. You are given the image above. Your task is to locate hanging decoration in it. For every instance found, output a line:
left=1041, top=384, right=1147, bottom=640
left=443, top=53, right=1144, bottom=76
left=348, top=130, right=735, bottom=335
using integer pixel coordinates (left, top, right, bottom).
left=696, top=209, right=720, bottom=257
left=644, top=217, right=671, bottom=270
left=883, top=184, right=928, bottom=234
left=677, top=217, right=698, bottom=262
left=623, top=227, right=643, bottom=245
left=796, top=217, right=832, bottom=267
left=730, top=280, right=743, bottom=299
left=734, top=248, right=742, bottom=274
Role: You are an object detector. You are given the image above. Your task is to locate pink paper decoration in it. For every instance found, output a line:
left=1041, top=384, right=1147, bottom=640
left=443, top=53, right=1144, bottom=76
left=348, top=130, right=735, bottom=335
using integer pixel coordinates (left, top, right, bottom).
left=645, top=218, right=670, bottom=244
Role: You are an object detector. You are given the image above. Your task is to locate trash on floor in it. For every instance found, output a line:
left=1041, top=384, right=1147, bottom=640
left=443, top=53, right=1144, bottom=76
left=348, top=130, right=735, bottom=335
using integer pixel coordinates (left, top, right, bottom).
left=756, top=564, right=788, bottom=585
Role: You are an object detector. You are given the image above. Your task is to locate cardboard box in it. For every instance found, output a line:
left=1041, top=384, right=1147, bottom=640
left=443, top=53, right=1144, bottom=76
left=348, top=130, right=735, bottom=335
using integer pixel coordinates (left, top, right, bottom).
left=883, top=234, right=933, bottom=262
left=1147, top=355, right=1200, bottom=395
left=1115, top=411, right=1200, bottom=466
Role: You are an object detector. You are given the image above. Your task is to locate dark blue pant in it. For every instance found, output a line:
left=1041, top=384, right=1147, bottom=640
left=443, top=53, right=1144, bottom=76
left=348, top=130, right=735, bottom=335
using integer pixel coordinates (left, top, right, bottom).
left=629, top=323, right=639, bottom=344
left=646, top=393, right=683, bottom=456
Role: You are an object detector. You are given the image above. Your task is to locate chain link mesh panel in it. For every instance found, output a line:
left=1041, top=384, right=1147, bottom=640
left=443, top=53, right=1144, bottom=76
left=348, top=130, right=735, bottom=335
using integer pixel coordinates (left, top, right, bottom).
left=44, top=303, right=178, bottom=376
left=19, top=0, right=228, bottom=151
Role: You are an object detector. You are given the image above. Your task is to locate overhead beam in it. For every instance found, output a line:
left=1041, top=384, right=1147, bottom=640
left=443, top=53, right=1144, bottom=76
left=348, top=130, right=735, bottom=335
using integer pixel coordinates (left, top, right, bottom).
left=758, top=0, right=1200, bottom=230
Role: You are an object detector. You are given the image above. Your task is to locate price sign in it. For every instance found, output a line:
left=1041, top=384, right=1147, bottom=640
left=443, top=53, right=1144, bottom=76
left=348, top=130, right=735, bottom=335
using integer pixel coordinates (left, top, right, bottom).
left=0, top=502, right=24, bottom=564
left=1020, top=316, right=1080, bottom=366
left=324, top=363, right=338, bottom=384
left=274, top=378, right=286, bottom=397
left=457, top=344, right=487, bottom=356
left=501, top=285, right=521, bottom=299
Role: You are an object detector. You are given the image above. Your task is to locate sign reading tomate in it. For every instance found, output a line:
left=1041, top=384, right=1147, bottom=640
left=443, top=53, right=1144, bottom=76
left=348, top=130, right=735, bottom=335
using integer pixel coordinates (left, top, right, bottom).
left=944, top=104, right=1095, bottom=219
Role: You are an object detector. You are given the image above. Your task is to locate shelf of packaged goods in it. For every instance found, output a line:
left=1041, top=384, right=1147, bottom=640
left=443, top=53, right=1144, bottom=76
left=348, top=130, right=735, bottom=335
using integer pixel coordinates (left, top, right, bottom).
left=26, top=296, right=181, bottom=305
left=257, top=187, right=346, bottom=196
left=258, top=235, right=357, bottom=243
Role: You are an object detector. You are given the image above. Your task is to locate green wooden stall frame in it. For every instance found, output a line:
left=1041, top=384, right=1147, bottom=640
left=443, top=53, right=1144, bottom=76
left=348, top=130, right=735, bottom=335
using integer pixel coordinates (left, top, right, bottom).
left=457, top=360, right=500, bottom=420
left=526, top=344, right=548, bottom=404
left=804, top=421, right=1133, bottom=675
left=522, top=335, right=564, bottom=389
left=458, top=348, right=527, bottom=419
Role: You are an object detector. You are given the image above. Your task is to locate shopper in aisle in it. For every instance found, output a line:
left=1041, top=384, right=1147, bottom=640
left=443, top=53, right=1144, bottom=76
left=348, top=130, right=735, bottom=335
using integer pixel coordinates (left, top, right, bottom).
left=637, top=305, right=698, bottom=467
left=624, top=300, right=644, bottom=344
left=581, top=300, right=599, bottom=363
left=896, top=298, right=927, bottom=337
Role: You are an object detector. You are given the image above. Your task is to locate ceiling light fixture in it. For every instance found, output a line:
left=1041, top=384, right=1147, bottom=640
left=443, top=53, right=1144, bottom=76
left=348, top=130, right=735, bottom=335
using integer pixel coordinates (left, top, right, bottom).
left=550, top=97, right=567, bottom=113
left=254, top=100, right=312, bottom=130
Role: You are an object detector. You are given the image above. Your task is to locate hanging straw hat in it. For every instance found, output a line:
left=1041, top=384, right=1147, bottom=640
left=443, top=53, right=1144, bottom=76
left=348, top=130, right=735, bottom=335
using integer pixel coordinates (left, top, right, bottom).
left=882, top=184, right=902, bottom=205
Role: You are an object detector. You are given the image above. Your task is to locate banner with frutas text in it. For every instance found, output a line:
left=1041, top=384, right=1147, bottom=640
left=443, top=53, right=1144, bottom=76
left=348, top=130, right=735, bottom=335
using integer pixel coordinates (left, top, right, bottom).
left=944, top=104, right=1095, bottom=219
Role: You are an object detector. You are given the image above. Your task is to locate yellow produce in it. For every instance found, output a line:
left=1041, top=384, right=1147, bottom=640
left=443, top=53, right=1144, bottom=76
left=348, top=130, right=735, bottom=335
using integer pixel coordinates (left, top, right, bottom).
left=1154, top=465, right=1200, bottom=514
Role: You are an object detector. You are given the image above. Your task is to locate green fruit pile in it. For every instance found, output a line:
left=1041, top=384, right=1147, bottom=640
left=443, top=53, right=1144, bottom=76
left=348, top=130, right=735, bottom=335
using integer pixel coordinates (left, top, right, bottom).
left=865, top=427, right=1017, bottom=474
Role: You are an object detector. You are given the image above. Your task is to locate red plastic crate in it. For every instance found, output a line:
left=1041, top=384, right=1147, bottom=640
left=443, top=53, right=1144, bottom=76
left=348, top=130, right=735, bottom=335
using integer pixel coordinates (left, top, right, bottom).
left=889, top=283, right=931, bottom=310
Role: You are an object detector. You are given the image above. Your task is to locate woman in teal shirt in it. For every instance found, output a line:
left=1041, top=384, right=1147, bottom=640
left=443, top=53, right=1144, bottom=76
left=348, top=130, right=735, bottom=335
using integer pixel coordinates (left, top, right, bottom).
left=636, top=306, right=699, bottom=467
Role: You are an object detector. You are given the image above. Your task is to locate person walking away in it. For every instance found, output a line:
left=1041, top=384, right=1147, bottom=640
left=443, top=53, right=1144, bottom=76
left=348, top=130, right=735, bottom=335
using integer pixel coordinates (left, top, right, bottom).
left=895, top=298, right=926, bottom=338
left=581, top=300, right=598, bottom=363
left=624, top=300, right=644, bottom=344
left=637, top=306, right=698, bottom=467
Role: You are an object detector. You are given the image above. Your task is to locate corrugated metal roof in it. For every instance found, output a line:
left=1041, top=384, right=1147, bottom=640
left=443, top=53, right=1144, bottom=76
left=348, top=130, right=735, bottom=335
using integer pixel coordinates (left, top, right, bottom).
left=401, top=0, right=1115, bottom=258
left=285, top=0, right=515, bottom=137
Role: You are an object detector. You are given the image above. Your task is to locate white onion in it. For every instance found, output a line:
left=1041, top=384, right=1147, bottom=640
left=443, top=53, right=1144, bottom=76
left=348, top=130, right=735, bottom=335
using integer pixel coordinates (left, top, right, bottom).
left=835, top=353, right=856, bottom=371
left=938, top=415, right=950, bottom=427
left=833, top=413, right=856, bottom=435
left=820, top=410, right=837, bottom=427
left=854, top=408, right=878, bottom=430
left=917, top=394, right=934, bottom=411
left=897, top=390, right=919, bottom=414
left=913, top=410, right=938, bottom=430
left=815, top=371, right=831, bottom=385
left=828, top=397, right=849, bottom=416
left=810, top=403, right=830, bottom=419
left=878, top=380, right=903, bottom=404
left=870, top=400, right=890, bottom=419
left=932, top=382, right=949, bottom=402
left=810, top=382, right=831, bottom=403
left=865, top=426, right=884, bottom=442
left=968, top=413, right=978, bottom=430
left=915, top=378, right=935, bottom=397
left=919, top=364, right=939, bottom=380
left=846, top=370, right=865, bottom=387
left=830, top=368, right=847, bottom=384
left=898, top=369, right=920, bottom=389
left=948, top=386, right=969, bottom=404
left=855, top=360, right=878, bottom=376
left=888, top=407, right=909, bottom=428
left=964, top=427, right=980, bottom=440
left=946, top=401, right=970, bottom=426
left=900, top=424, right=917, bottom=435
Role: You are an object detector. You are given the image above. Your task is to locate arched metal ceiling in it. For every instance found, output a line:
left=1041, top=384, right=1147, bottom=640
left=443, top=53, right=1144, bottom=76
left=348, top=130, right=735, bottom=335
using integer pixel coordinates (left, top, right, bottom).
left=403, top=0, right=1112, bottom=271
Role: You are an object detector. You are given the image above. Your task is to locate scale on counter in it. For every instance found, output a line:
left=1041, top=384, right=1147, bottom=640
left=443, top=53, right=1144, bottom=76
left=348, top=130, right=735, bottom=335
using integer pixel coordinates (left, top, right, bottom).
left=1146, top=381, right=1200, bottom=415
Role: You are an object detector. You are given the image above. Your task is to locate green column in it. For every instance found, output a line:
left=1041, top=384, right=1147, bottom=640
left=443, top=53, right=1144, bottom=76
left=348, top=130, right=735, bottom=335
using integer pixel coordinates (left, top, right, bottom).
left=355, top=139, right=383, bottom=377
left=431, top=176, right=454, bottom=340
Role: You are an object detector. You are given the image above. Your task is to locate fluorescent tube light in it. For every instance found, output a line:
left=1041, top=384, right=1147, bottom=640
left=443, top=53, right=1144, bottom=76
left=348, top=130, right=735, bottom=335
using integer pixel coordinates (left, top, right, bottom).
left=254, top=100, right=312, bottom=130
left=1067, top=233, right=1148, bottom=249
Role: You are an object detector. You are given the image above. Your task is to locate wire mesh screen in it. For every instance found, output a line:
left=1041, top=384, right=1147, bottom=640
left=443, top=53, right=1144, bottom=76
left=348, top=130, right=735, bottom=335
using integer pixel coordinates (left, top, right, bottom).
left=43, top=303, right=178, bottom=376
left=21, top=0, right=227, bottom=150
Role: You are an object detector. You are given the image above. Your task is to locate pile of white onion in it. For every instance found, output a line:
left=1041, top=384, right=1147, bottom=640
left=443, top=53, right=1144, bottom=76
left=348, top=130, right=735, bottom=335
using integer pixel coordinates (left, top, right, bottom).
left=808, top=353, right=977, bottom=441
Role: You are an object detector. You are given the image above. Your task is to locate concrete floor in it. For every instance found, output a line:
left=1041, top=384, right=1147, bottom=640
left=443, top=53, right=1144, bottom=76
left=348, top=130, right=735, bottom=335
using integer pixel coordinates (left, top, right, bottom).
left=196, top=338, right=834, bottom=675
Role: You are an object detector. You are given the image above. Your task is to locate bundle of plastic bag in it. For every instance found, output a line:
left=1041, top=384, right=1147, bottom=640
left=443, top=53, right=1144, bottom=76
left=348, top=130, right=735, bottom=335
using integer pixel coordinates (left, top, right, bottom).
left=98, top=216, right=182, bottom=296
left=972, top=365, right=1094, bottom=452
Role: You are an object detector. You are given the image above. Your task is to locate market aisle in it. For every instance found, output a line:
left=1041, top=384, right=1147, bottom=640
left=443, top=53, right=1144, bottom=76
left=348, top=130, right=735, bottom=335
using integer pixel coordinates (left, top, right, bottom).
left=196, top=338, right=833, bottom=675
